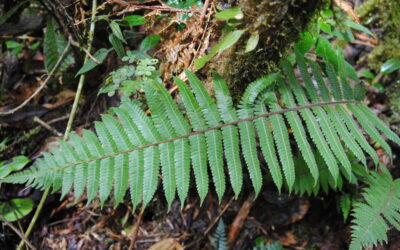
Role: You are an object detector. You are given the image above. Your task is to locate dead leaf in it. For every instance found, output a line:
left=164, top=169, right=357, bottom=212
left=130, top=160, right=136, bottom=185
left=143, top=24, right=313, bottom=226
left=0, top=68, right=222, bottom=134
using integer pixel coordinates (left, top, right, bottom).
left=279, top=232, right=298, bottom=247
left=147, top=238, right=183, bottom=250
left=43, top=89, right=76, bottom=109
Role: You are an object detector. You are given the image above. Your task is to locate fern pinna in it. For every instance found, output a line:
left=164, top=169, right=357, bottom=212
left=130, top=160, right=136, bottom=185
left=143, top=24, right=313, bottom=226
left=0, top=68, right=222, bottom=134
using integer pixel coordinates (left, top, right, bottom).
left=2, top=47, right=400, bottom=248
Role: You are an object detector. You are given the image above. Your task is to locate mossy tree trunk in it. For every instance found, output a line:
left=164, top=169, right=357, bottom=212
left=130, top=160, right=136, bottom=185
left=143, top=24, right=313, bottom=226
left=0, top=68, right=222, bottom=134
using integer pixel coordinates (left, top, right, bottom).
left=205, top=0, right=326, bottom=101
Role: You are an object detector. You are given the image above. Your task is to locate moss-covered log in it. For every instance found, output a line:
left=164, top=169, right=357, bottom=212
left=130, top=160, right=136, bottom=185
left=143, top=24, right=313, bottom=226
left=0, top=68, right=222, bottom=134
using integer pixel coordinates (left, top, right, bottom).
left=206, top=0, right=326, bottom=101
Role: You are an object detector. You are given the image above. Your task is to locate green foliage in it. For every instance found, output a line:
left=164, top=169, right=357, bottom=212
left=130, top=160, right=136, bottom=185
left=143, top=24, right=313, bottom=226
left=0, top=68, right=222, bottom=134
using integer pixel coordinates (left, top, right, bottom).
left=44, top=18, right=75, bottom=73
left=0, top=156, right=30, bottom=179
left=3, top=50, right=399, bottom=206
left=253, top=238, right=285, bottom=250
left=214, top=7, right=243, bottom=20
left=340, top=193, right=351, bottom=222
left=380, top=58, right=400, bottom=74
left=99, top=51, right=159, bottom=97
left=76, top=48, right=111, bottom=76
left=0, top=198, right=33, bottom=222
left=315, top=7, right=376, bottom=42
left=5, top=40, right=24, bottom=56
left=139, top=34, right=161, bottom=51
left=109, top=33, right=125, bottom=58
left=350, top=166, right=400, bottom=250
left=195, top=29, right=245, bottom=69
left=123, top=15, right=146, bottom=26
left=0, top=0, right=29, bottom=26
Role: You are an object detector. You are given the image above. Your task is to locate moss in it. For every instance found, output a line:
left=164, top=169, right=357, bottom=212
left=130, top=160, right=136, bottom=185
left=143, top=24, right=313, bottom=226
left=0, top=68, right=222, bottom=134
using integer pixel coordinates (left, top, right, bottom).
left=357, top=0, right=400, bottom=72
left=366, top=39, right=400, bottom=73
left=206, top=0, right=326, bottom=102
left=357, top=0, right=400, bottom=128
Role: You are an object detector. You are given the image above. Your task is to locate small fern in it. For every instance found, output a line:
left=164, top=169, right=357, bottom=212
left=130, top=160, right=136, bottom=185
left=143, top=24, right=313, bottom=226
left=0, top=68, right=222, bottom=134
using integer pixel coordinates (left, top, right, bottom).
left=350, top=165, right=400, bottom=250
left=2, top=46, right=400, bottom=248
left=211, top=219, right=228, bottom=250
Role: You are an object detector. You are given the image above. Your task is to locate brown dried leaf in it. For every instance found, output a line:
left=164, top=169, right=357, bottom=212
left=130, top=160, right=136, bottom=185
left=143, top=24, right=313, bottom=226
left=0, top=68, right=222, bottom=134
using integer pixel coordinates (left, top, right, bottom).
left=148, top=238, right=184, bottom=250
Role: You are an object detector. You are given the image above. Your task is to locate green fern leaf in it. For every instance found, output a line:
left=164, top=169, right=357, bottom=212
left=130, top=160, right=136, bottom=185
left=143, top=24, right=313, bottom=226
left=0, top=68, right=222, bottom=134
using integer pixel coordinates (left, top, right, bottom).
left=357, top=104, right=400, bottom=146
left=142, top=146, right=160, bottom=207
left=69, top=134, right=89, bottom=201
left=293, top=53, right=353, bottom=180
left=44, top=18, right=74, bottom=73
left=174, top=77, right=209, bottom=203
left=348, top=104, right=393, bottom=157
left=281, top=59, right=340, bottom=185
left=94, top=122, right=115, bottom=206
left=337, top=49, right=354, bottom=100
left=325, top=62, right=343, bottom=100
left=144, top=83, right=176, bottom=208
left=308, top=62, right=367, bottom=166
left=350, top=166, right=400, bottom=250
left=101, top=114, right=131, bottom=206
left=112, top=107, right=145, bottom=210
left=150, top=80, right=191, bottom=205
left=213, top=73, right=243, bottom=198
left=185, top=70, right=225, bottom=201
left=238, top=106, right=263, bottom=196
left=3, top=52, right=399, bottom=245
left=279, top=83, right=318, bottom=185
left=254, top=100, right=283, bottom=192
left=81, top=130, right=102, bottom=205
left=335, top=105, right=379, bottom=165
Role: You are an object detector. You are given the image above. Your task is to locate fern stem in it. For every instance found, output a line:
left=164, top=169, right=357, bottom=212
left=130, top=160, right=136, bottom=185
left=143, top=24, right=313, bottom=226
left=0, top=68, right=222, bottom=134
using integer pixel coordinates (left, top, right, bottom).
left=63, top=1, right=97, bottom=140
left=16, top=1, right=98, bottom=249
left=19, top=100, right=360, bottom=178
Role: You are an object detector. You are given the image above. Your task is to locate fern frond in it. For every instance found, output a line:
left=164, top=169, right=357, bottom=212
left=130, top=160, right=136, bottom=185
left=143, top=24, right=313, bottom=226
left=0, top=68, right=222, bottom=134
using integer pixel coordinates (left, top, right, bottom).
left=185, top=70, right=226, bottom=201
left=3, top=53, right=398, bottom=231
left=213, top=73, right=243, bottom=198
left=94, top=122, right=115, bottom=206
left=280, top=59, right=340, bottom=185
left=237, top=105, right=263, bottom=196
left=348, top=104, right=393, bottom=157
left=293, top=54, right=353, bottom=181
left=174, top=77, right=209, bottom=203
left=69, top=134, right=89, bottom=202
left=254, top=99, right=283, bottom=192
left=279, top=83, right=318, bottom=185
left=308, top=62, right=367, bottom=166
left=266, top=94, right=295, bottom=191
left=350, top=166, right=400, bottom=250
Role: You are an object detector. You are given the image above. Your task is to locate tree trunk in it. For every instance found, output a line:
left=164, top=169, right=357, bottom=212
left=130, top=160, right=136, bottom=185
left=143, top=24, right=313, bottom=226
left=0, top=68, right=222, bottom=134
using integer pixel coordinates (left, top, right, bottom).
left=205, top=0, right=326, bottom=101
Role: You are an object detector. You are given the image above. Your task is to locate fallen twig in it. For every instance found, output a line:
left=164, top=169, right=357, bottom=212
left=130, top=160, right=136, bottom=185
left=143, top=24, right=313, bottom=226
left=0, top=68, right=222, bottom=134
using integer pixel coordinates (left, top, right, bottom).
left=204, top=196, right=235, bottom=235
left=128, top=209, right=144, bottom=250
left=33, top=116, right=63, bottom=136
